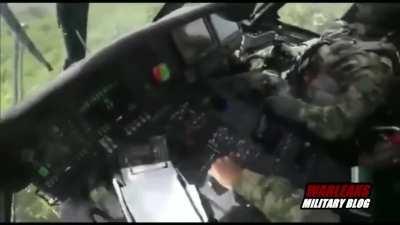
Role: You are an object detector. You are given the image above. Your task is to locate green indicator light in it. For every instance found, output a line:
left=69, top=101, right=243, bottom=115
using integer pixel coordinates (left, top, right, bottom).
left=160, top=63, right=170, bottom=81
left=38, top=166, right=49, bottom=177
left=152, top=63, right=171, bottom=83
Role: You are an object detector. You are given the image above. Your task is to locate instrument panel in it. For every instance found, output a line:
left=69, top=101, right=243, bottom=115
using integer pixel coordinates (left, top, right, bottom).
left=28, top=72, right=265, bottom=202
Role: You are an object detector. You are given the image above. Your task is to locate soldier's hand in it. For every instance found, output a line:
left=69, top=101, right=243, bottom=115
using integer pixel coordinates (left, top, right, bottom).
left=208, top=154, right=243, bottom=190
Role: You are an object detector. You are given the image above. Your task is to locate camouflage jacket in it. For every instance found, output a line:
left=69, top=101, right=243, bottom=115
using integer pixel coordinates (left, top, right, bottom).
left=233, top=169, right=340, bottom=222
left=266, top=28, right=399, bottom=141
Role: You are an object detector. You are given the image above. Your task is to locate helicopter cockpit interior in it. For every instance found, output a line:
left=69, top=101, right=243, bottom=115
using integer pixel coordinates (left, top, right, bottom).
left=2, top=2, right=395, bottom=222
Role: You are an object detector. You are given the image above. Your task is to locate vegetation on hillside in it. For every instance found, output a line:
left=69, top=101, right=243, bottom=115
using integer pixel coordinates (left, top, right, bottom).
left=0, top=3, right=163, bottom=117
left=278, top=3, right=352, bottom=33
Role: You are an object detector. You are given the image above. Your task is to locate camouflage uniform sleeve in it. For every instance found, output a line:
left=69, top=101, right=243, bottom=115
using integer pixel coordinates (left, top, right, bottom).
left=233, top=169, right=340, bottom=222
left=267, top=48, right=394, bottom=141
left=298, top=51, right=393, bottom=141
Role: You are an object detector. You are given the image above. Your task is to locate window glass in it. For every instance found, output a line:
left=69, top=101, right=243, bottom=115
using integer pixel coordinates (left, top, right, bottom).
left=278, top=3, right=353, bottom=34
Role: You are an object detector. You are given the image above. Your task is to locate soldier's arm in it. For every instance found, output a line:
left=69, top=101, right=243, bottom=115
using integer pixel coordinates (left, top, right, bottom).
left=233, top=169, right=340, bottom=222
left=265, top=52, right=394, bottom=141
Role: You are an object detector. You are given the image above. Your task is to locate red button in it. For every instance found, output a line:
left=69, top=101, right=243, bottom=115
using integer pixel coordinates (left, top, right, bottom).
left=152, top=66, right=162, bottom=82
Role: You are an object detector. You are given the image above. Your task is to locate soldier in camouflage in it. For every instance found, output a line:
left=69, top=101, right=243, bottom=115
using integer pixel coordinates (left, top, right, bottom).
left=209, top=155, right=340, bottom=222
left=209, top=3, right=400, bottom=222
left=264, top=26, right=398, bottom=142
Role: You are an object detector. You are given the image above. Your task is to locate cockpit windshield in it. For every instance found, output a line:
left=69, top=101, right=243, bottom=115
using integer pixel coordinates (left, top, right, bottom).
left=278, top=3, right=353, bottom=34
